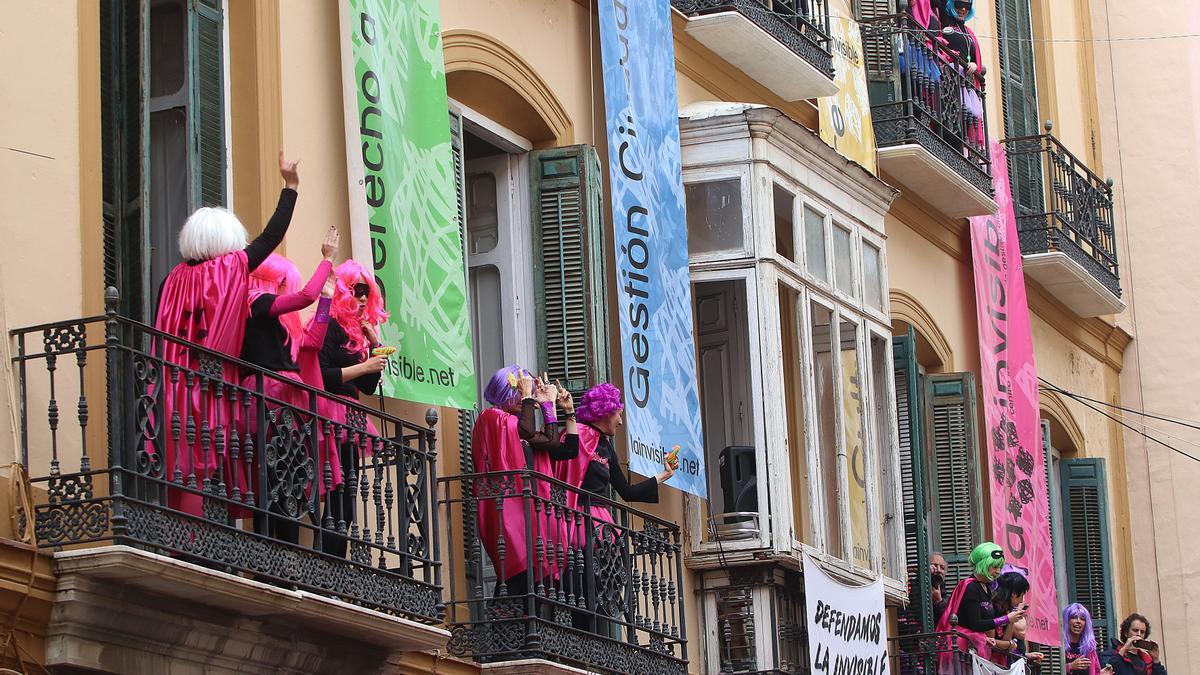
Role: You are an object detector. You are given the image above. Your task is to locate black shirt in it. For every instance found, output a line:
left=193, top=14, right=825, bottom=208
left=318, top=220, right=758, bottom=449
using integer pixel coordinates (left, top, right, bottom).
left=579, top=427, right=659, bottom=503
left=240, top=294, right=298, bottom=374
left=516, top=399, right=579, bottom=461
left=957, top=579, right=997, bottom=633
left=318, top=318, right=380, bottom=398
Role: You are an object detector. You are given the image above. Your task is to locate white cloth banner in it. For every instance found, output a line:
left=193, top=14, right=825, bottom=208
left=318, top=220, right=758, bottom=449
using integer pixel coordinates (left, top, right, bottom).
left=803, top=552, right=889, bottom=675
left=972, top=654, right=1027, bottom=675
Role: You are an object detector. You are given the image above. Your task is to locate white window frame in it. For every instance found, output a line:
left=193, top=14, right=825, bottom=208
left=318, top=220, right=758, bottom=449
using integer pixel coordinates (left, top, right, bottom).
left=680, top=109, right=903, bottom=593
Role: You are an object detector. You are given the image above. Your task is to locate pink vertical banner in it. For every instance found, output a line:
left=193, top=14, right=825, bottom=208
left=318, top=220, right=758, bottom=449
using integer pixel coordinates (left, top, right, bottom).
left=970, top=142, right=1060, bottom=646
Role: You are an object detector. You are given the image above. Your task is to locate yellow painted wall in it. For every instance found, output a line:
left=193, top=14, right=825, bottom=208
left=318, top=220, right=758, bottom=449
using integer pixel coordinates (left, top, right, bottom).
left=1093, top=0, right=1200, bottom=664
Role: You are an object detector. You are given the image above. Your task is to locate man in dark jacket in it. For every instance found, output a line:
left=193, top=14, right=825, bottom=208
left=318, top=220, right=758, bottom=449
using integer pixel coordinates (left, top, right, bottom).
left=1100, top=613, right=1167, bottom=675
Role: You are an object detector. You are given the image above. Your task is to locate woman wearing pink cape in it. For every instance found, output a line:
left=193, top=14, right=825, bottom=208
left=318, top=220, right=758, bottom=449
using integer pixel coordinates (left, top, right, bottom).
left=936, top=542, right=1025, bottom=672
left=239, top=227, right=340, bottom=544
left=554, top=383, right=674, bottom=631
left=471, top=367, right=579, bottom=599
left=150, top=152, right=299, bottom=520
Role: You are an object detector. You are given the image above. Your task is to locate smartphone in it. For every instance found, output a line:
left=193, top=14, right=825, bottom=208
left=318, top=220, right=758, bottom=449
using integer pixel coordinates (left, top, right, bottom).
left=1134, top=640, right=1157, bottom=651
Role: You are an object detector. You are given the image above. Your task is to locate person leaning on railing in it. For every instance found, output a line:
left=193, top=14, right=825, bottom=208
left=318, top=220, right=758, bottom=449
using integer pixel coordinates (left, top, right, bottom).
left=1099, top=613, right=1167, bottom=675
left=239, top=226, right=340, bottom=545
left=151, top=150, right=301, bottom=520
left=986, top=569, right=1046, bottom=666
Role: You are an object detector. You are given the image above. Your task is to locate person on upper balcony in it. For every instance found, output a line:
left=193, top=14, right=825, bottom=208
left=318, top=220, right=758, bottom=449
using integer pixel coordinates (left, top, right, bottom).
left=151, top=151, right=300, bottom=519
left=937, top=542, right=1026, bottom=668
left=936, top=0, right=986, bottom=150
left=1100, top=613, right=1167, bottom=675
left=937, top=0, right=982, bottom=70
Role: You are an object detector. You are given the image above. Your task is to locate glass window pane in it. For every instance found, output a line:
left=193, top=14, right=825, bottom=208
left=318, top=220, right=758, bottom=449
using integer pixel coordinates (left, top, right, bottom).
left=871, top=334, right=900, bottom=578
left=695, top=280, right=757, bottom=540
left=773, top=184, right=795, bottom=262
left=779, top=284, right=810, bottom=545
left=804, top=206, right=828, bottom=281
left=469, top=265, right=504, bottom=407
left=840, top=319, right=870, bottom=569
left=149, top=108, right=189, bottom=311
left=811, top=303, right=842, bottom=559
left=686, top=179, right=744, bottom=254
left=467, top=172, right=499, bottom=254
left=864, top=242, right=883, bottom=310
left=833, top=226, right=854, bottom=296
left=150, top=2, right=186, bottom=98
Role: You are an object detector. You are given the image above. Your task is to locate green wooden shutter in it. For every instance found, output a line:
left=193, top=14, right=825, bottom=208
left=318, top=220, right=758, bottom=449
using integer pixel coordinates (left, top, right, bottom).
left=858, top=0, right=898, bottom=104
left=1062, top=458, right=1116, bottom=648
left=450, top=109, right=466, bottom=262
left=894, top=328, right=933, bottom=631
left=1031, top=419, right=1066, bottom=675
left=190, top=0, right=226, bottom=209
left=529, top=146, right=610, bottom=394
left=996, top=0, right=1044, bottom=216
left=101, top=0, right=148, bottom=320
left=925, top=372, right=983, bottom=587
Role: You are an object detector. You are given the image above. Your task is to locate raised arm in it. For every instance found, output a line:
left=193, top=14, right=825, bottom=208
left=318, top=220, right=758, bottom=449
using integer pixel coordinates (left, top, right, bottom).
left=246, top=151, right=300, bottom=271
left=270, top=226, right=339, bottom=316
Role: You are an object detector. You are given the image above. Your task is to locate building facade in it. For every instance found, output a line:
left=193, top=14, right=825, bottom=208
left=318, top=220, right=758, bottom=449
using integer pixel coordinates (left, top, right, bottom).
left=0, top=0, right=1163, bottom=672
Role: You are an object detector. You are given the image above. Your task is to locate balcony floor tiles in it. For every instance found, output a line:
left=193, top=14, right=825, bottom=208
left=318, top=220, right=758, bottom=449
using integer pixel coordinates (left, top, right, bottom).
left=45, top=545, right=449, bottom=675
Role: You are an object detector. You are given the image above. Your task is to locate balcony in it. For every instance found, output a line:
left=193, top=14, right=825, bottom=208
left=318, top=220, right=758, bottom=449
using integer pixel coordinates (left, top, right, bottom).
left=441, top=469, right=688, bottom=675
left=890, top=630, right=1043, bottom=675
left=672, top=0, right=838, bottom=101
left=1004, top=129, right=1125, bottom=317
left=861, top=11, right=997, bottom=217
left=11, top=290, right=446, bottom=672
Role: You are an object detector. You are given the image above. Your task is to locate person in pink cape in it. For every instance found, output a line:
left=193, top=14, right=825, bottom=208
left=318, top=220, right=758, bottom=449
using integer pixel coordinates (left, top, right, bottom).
left=937, top=542, right=1026, bottom=672
left=239, top=226, right=340, bottom=544
left=554, top=383, right=674, bottom=631
left=314, top=260, right=391, bottom=557
left=471, top=366, right=579, bottom=599
left=151, top=151, right=300, bottom=520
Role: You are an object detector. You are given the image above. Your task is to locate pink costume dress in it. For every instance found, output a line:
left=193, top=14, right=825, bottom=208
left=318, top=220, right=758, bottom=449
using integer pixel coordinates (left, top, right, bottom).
left=150, top=188, right=296, bottom=519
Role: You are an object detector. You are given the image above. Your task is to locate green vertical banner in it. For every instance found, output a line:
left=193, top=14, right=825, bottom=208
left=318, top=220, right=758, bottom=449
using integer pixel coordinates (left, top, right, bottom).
left=337, top=0, right=475, bottom=408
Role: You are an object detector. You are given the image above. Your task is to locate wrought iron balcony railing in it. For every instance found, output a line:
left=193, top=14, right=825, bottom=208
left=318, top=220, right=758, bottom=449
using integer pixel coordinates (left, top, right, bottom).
left=11, top=288, right=442, bottom=623
left=441, top=469, right=687, bottom=675
left=890, top=630, right=1044, bottom=675
left=861, top=11, right=994, bottom=196
left=1004, top=129, right=1121, bottom=297
left=672, top=0, right=834, bottom=78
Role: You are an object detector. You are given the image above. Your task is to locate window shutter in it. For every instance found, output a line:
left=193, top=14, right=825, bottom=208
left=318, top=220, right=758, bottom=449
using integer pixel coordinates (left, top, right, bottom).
left=1061, top=458, right=1116, bottom=647
left=529, top=146, right=610, bottom=394
left=996, top=0, right=1044, bottom=216
left=924, top=372, right=982, bottom=587
left=857, top=0, right=895, bottom=81
left=101, top=0, right=147, bottom=320
left=190, top=0, right=226, bottom=209
left=893, top=328, right=933, bottom=631
left=1030, top=419, right=1066, bottom=675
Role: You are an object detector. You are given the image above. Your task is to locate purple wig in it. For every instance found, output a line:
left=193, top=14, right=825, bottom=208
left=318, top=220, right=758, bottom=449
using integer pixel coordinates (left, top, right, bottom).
left=483, top=365, right=529, bottom=408
left=576, top=383, right=624, bottom=424
left=1062, top=603, right=1098, bottom=656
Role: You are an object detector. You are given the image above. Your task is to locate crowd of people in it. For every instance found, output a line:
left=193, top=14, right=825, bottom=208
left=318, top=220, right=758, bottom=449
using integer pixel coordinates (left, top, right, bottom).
left=925, top=542, right=1167, bottom=674
left=151, top=152, right=390, bottom=555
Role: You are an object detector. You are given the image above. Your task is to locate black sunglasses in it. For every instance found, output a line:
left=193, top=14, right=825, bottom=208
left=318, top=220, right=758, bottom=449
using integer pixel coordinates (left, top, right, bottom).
left=954, top=1, right=972, bottom=10
left=353, top=283, right=370, bottom=299
left=990, top=549, right=1004, bottom=560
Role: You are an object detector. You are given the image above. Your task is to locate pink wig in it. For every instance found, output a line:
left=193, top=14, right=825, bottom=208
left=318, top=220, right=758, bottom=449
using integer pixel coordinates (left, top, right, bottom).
left=330, top=259, right=388, bottom=356
left=248, top=253, right=303, bottom=361
left=576, top=383, right=624, bottom=424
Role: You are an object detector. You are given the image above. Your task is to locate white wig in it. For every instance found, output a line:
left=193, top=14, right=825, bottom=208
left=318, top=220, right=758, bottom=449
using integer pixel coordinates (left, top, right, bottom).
left=178, top=207, right=248, bottom=261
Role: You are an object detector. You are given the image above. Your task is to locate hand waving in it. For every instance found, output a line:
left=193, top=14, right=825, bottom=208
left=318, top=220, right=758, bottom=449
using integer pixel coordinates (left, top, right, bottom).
left=321, top=226, right=340, bottom=261
left=279, top=150, right=300, bottom=190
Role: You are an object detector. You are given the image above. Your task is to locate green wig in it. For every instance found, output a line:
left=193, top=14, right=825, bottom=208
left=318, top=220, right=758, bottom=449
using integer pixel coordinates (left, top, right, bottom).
left=968, top=542, right=1004, bottom=577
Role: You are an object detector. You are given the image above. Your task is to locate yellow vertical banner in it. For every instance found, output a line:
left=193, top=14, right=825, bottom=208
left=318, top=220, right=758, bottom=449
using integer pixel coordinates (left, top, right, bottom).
left=819, top=2, right=878, bottom=175
left=841, top=347, right=871, bottom=570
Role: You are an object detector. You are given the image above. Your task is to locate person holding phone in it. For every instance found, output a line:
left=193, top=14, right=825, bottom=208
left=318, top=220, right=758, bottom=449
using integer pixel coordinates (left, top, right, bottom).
left=1100, top=613, right=1167, bottom=675
left=986, top=570, right=1045, bottom=665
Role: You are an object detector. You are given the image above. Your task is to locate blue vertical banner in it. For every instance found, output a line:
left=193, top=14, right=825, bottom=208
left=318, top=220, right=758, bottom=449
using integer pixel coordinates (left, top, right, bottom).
left=598, top=0, right=706, bottom=498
